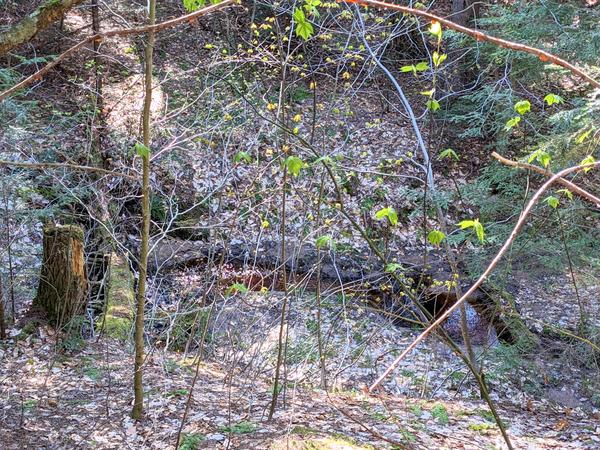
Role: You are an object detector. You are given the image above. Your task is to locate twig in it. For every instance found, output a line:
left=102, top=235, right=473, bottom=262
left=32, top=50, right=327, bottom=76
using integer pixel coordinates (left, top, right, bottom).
left=343, top=0, right=600, bottom=89
left=325, top=391, right=410, bottom=449
left=368, top=160, right=600, bottom=392
left=0, top=159, right=136, bottom=179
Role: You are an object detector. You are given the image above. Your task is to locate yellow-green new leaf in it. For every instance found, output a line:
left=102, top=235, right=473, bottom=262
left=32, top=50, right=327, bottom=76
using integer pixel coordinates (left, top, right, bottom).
left=285, top=155, right=304, bottom=177
left=580, top=155, right=596, bottom=173
left=375, top=207, right=399, bottom=226
left=514, top=100, right=531, bottom=115
left=459, top=218, right=485, bottom=243
left=544, top=93, right=563, bottom=106
left=544, top=196, right=559, bottom=209
left=427, top=230, right=446, bottom=246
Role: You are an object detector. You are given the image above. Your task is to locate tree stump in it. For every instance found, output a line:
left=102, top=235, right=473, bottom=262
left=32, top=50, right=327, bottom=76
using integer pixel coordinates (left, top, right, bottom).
left=35, top=224, right=88, bottom=327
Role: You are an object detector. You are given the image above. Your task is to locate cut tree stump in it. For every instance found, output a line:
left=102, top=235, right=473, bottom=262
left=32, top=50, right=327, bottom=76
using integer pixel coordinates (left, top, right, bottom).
left=34, top=224, right=88, bottom=327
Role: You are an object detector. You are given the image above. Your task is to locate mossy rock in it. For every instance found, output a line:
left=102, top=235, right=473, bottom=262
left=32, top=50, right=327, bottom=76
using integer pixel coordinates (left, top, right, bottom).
left=14, top=320, right=40, bottom=341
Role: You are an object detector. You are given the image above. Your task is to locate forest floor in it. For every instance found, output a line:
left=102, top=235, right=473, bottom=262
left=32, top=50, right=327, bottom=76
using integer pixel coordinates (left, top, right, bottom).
left=1, top=292, right=600, bottom=450
left=2, top=1, right=600, bottom=449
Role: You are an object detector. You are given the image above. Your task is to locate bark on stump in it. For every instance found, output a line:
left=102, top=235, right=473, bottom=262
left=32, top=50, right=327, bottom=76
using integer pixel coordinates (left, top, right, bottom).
left=35, top=224, right=88, bottom=327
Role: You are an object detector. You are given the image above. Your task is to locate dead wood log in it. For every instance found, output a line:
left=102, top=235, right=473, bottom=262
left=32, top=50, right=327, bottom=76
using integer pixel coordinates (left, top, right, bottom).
left=34, top=224, right=88, bottom=327
left=0, top=0, right=86, bottom=56
left=150, top=238, right=527, bottom=343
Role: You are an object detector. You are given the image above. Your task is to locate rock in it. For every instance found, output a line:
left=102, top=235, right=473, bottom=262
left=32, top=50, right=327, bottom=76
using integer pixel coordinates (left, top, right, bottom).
left=206, top=433, right=226, bottom=441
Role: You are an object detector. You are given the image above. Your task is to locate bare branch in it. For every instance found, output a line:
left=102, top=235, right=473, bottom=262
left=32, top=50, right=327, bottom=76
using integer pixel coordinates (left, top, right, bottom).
left=0, top=159, right=136, bottom=179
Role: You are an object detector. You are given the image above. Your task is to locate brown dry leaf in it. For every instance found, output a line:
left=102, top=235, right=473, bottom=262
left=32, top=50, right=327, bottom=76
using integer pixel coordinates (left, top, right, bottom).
left=525, top=399, right=534, bottom=411
left=554, top=419, right=570, bottom=431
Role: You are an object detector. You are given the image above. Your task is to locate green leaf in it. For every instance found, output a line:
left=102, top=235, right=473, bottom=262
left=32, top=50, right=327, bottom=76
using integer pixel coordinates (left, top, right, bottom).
left=315, top=235, right=332, bottom=249
left=401, top=62, right=428, bottom=76
left=432, top=51, right=447, bottom=67
left=576, top=128, right=593, bottom=144
left=439, top=148, right=458, bottom=160
left=234, top=151, right=252, bottom=164
left=505, top=116, right=521, bottom=131
left=293, top=7, right=306, bottom=22
left=183, top=0, right=207, bottom=12
left=514, top=100, right=531, bottom=115
left=293, top=8, right=313, bottom=40
left=385, top=263, right=403, bottom=273
left=303, top=0, right=321, bottom=16
left=375, top=207, right=399, bottom=226
left=473, top=221, right=485, bottom=243
left=528, top=149, right=551, bottom=168
left=543, top=93, right=563, bottom=106
left=225, top=283, right=248, bottom=297
left=459, top=219, right=485, bottom=243
left=556, top=189, right=573, bottom=200
left=580, top=155, right=596, bottom=173
left=285, top=155, right=304, bottom=176
left=544, top=196, right=559, bottom=209
left=427, top=230, right=446, bottom=246
left=135, top=143, right=150, bottom=158
left=419, top=89, right=435, bottom=97
left=296, top=21, right=314, bottom=40
left=414, top=61, right=429, bottom=71
left=426, top=99, right=440, bottom=112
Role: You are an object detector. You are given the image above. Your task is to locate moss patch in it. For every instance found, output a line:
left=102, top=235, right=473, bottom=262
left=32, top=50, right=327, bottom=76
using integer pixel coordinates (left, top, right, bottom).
left=99, top=253, right=134, bottom=341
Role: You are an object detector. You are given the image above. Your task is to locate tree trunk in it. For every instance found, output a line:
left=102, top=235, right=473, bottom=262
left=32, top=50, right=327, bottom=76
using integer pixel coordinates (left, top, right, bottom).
left=34, top=224, right=88, bottom=328
left=451, top=0, right=480, bottom=27
left=131, top=0, right=156, bottom=421
left=0, top=276, right=6, bottom=339
left=0, top=0, right=86, bottom=56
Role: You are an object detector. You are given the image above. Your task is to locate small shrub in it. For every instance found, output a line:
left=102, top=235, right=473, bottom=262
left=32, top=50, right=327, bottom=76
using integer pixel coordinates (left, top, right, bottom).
left=178, top=433, right=204, bottom=450
left=219, top=420, right=257, bottom=434
left=431, top=403, right=449, bottom=425
left=468, top=422, right=496, bottom=433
